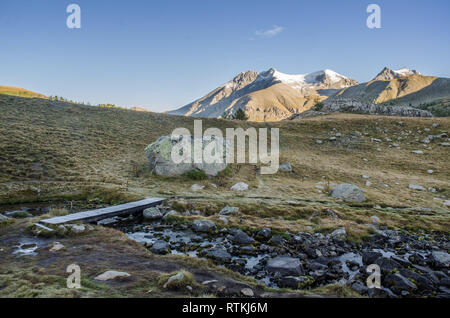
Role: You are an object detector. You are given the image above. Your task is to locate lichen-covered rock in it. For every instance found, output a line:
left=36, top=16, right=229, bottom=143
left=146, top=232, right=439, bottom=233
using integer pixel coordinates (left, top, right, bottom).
left=145, top=135, right=230, bottom=176
left=95, top=270, right=130, bottom=281
left=331, top=184, right=365, bottom=202
left=143, top=207, right=163, bottom=220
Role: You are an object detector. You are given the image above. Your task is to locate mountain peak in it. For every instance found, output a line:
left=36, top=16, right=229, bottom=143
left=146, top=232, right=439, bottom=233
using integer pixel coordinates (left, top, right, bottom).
left=374, top=67, right=421, bottom=81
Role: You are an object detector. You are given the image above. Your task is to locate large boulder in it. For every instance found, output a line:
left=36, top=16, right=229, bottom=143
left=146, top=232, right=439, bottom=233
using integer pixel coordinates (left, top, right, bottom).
left=331, top=184, right=365, bottom=203
left=207, top=248, right=232, bottom=263
left=145, top=135, right=229, bottom=177
left=230, top=229, right=254, bottom=244
left=266, top=256, right=304, bottom=276
left=143, top=207, right=162, bottom=220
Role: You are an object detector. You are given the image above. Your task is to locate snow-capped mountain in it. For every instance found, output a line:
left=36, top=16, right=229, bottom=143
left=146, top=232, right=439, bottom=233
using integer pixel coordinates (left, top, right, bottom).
left=373, top=67, right=421, bottom=81
left=169, top=68, right=358, bottom=121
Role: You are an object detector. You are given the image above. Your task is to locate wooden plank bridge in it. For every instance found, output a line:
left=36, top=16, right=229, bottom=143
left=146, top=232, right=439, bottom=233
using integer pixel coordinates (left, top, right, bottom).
left=41, top=197, right=166, bottom=225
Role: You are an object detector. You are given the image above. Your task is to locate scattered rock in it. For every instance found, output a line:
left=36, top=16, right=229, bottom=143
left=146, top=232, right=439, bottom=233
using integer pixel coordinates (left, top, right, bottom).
left=331, top=227, right=347, bottom=238
left=278, top=162, right=292, bottom=172
left=191, top=184, right=205, bottom=191
left=151, top=240, right=169, bottom=255
left=163, top=272, right=184, bottom=289
left=431, top=251, right=450, bottom=268
left=331, top=184, right=365, bottom=203
left=95, top=270, right=130, bottom=281
left=219, top=206, right=239, bottom=216
left=266, top=256, right=303, bottom=276
left=192, top=219, right=216, bottom=233
left=443, top=200, right=450, bottom=207
left=207, top=248, right=232, bottom=263
left=143, top=207, right=163, bottom=220
left=97, top=217, right=119, bottom=226
left=256, top=228, right=272, bottom=240
left=231, top=182, right=249, bottom=191
left=240, top=288, right=254, bottom=297
left=385, top=273, right=417, bottom=294
left=412, top=150, right=424, bottom=154
left=371, top=216, right=380, bottom=225
left=409, top=184, right=426, bottom=191
left=231, top=229, right=254, bottom=244
left=49, top=242, right=65, bottom=252
left=362, top=251, right=382, bottom=265
left=69, top=224, right=86, bottom=234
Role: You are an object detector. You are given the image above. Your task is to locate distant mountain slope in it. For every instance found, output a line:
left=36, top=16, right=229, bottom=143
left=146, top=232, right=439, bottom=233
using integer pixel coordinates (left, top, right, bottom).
left=326, top=68, right=450, bottom=108
left=0, top=85, right=46, bottom=99
left=169, top=68, right=357, bottom=121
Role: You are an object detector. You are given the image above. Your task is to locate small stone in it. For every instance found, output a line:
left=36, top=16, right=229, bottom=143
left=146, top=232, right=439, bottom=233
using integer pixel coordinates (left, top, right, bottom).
left=362, top=175, right=370, bottom=179
left=278, top=162, right=292, bottom=172
left=95, top=270, right=130, bottom=281
left=256, top=228, right=272, bottom=240
left=412, top=150, right=424, bottom=154
left=230, top=182, right=249, bottom=191
left=315, top=140, right=323, bottom=145
left=70, top=225, right=86, bottom=234
left=163, top=272, right=184, bottom=289
left=427, top=170, right=434, bottom=174
left=409, top=184, right=426, bottom=191
left=162, top=210, right=178, bottom=221
left=219, top=216, right=229, bottom=225
left=331, top=227, right=347, bottom=238
left=443, top=200, right=450, bottom=207
left=191, top=184, right=205, bottom=191
left=371, top=215, right=380, bottom=225
left=219, top=206, right=239, bottom=216
left=241, top=288, right=254, bottom=297
left=49, top=242, right=65, bottom=252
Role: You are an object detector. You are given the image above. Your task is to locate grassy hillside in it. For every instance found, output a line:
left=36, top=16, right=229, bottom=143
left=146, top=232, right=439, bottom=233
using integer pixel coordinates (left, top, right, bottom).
left=0, top=93, right=449, bottom=235
left=0, top=86, right=46, bottom=99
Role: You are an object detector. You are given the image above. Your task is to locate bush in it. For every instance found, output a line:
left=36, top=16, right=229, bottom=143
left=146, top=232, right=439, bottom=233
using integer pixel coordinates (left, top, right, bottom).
left=232, top=109, right=249, bottom=121
left=313, top=102, right=324, bottom=111
left=184, top=169, right=208, bottom=180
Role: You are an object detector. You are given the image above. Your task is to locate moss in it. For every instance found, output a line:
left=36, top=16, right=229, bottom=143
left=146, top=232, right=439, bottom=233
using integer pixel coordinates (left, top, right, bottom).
left=10, top=211, right=31, bottom=219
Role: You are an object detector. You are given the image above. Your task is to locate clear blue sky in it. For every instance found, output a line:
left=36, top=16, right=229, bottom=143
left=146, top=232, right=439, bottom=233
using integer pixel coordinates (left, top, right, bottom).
left=0, top=0, right=449, bottom=111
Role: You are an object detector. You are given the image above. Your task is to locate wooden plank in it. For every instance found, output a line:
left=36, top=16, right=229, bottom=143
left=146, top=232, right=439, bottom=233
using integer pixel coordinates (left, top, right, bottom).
left=41, top=198, right=166, bottom=225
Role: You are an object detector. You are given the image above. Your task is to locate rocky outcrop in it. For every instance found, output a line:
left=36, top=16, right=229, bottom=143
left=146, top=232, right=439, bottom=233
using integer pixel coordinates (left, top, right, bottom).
left=322, top=98, right=433, bottom=117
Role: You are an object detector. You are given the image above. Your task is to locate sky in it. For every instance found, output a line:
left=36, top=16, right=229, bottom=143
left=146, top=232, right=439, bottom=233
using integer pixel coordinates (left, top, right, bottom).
left=0, top=0, right=449, bottom=112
